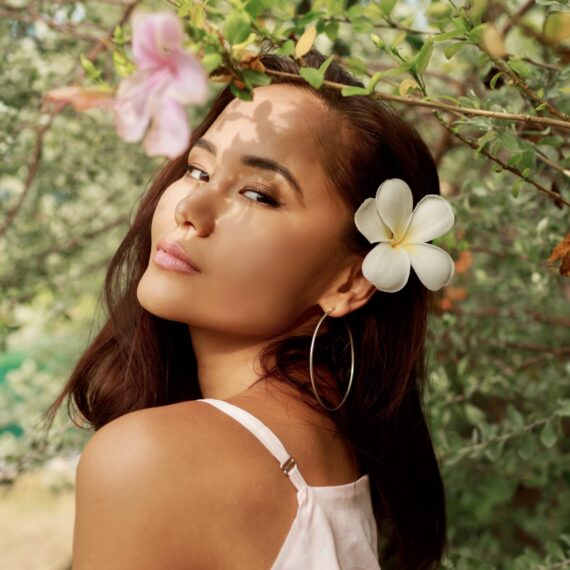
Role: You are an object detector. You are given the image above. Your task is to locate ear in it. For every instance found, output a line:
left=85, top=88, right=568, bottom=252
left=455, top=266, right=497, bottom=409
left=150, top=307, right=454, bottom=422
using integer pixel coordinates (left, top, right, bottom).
left=317, top=254, right=377, bottom=318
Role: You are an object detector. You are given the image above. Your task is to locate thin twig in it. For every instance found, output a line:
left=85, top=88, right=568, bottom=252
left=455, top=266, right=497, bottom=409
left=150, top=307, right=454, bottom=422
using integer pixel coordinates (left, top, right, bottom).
left=481, top=48, right=570, bottom=123
left=521, top=56, right=561, bottom=72
left=441, top=414, right=555, bottom=462
left=501, top=0, right=535, bottom=37
left=0, top=116, right=56, bottom=239
left=0, top=0, right=140, bottom=238
left=263, top=69, right=570, bottom=131
left=432, top=111, right=569, bottom=207
left=536, top=152, right=570, bottom=178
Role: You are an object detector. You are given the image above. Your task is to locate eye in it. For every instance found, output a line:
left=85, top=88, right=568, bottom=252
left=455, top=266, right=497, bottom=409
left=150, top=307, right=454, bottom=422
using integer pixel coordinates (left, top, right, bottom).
left=186, top=164, right=209, bottom=182
left=185, top=164, right=282, bottom=208
left=242, top=187, right=281, bottom=208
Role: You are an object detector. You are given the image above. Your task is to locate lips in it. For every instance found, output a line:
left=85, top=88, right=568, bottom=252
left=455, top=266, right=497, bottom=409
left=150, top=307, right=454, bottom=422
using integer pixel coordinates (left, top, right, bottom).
left=156, top=238, right=201, bottom=272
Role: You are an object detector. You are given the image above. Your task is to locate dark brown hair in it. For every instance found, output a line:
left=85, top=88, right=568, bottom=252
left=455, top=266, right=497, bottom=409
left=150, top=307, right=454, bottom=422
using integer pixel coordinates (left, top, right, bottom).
left=44, top=44, right=447, bottom=569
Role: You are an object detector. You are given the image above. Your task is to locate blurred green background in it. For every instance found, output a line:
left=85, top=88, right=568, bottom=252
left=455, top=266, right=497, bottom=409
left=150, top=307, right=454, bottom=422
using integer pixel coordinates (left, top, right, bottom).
left=1, top=0, right=569, bottom=568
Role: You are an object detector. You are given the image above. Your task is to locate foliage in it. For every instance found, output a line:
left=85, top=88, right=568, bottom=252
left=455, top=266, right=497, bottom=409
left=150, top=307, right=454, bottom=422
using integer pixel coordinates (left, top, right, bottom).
left=0, top=0, right=569, bottom=567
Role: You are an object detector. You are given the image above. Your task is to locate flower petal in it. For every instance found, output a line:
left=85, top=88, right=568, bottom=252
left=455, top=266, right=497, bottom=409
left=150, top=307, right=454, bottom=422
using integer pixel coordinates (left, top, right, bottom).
left=164, top=51, right=209, bottom=105
left=403, top=243, right=455, bottom=291
left=144, top=98, right=189, bottom=158
left=354, top=198, right=392, bottom=244
left=361, top=243, right=411, bottom=293
left=404, top=194, right=455, bottom=244
left=114, top=72, right=153, bottom=142
left=375, top=178, right=413, bottom=242
left=132, top=12, right=184, bottom=69
left=114, top=69, right=170, bottom=142
left=44, top=87, right=114, bottom=111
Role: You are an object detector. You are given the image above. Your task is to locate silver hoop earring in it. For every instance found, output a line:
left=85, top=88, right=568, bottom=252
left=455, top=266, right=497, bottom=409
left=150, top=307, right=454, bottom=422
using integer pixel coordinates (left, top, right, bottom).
left=309, top=307, right=355, bottom=412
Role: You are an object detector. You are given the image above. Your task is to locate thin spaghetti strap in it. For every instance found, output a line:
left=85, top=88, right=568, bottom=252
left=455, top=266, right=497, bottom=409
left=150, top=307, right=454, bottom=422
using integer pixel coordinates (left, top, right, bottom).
left=197, top=398, right=308, bottom=493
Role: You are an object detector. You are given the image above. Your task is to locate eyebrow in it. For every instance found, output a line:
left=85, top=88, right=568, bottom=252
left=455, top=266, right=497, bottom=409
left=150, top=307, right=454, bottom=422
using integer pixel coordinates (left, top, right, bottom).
left=192, top=138, right=305, bottom=200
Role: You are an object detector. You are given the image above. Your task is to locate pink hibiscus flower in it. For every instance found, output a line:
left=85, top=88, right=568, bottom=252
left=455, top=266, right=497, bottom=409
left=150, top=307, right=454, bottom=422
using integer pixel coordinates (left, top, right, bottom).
left=114, top=11, right=209, bottom=159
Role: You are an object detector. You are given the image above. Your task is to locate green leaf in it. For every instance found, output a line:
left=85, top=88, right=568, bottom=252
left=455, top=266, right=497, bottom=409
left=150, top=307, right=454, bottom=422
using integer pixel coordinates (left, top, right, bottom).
left=223, top=10, right=252, bottom=45
left=413, top=38, right=433, bottom=75
left=517, top=432, right=535, bottom=460
left=476, top=130, right=497, bottom=152
left=276, top=39, right=295, bottom=56
left=324, top=20, right=339, bottom=41
left=555, top=399, right=570, bottom=417
left=318, top=54, right=335, bottom=76
left=539, top=135, right=564, bottom=147
left=80, top=54, right=102, bottom=81
left=433, top=29, right=466, bottom=42
left=363, top=3, right=385, bottom=21
left=468, top=23, right=486, bottom=43
left=367, top=70, right=386, bottom=94
left=300, top=67, right=324, bottom=89
left=444, top=42, right=464, bottom=60
left=500, top=131, right=520, bottom=152
left=506, top=405, right=525, bottom=428
left=201, top=53, right=223, bottom=74
left=380, top=0, right=398, bottom=16
left=243, top=0, right=270, bottom=18
left=112, top=25, right=126, bottom=46
left=370, top=33, right=385, bottom=49
left=544, top=11, right=570, bottom=44
left=508, top=59, right=531, bottom=78
left=489, top=71, right=504, bottom=89
left=112, top=50, right=135, bottom=78
left=242, top=68, right=272, bottom=88
left=484, top=440, right=504, bottom=462
left=345, top=57, right=368, bottom=76
left=465, top=404, right=486, bottom=425
left=230, top=81, right=253, bottom=101
left=367, top=65, right=408, bottom=93
left=539, top=420, right=557, bottom=448
left=341, top=85, right=370, bottom=96
left=511, top=180, right=522, bottom=198
left=422, top=94, right=461, bottom=105
left=425, top=2, right=453, bottom=18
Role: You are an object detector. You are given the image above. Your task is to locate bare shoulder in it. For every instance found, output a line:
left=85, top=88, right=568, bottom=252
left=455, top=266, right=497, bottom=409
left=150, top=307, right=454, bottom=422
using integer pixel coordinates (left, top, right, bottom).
left=73, top=402, right=234, bottom=569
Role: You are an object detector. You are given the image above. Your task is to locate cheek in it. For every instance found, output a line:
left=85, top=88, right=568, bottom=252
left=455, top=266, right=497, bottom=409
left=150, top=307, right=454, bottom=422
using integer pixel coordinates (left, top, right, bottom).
left=213, top=214, right=336, bottom=304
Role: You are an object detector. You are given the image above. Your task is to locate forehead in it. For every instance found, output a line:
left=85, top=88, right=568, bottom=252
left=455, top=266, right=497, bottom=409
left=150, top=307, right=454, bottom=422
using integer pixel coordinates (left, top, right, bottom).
left=205, top=84, right=328, bottom=160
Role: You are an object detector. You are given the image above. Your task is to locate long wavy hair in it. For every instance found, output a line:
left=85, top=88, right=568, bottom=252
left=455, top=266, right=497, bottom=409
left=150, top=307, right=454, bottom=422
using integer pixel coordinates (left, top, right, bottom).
left=44, top=44, right=447, bottom=569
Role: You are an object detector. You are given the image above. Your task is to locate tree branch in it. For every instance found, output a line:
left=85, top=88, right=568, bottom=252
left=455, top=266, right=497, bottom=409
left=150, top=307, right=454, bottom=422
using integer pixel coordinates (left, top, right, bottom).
left=432, top=111, right=569, bottom=207
left=263, top=69, right=570, bottom=131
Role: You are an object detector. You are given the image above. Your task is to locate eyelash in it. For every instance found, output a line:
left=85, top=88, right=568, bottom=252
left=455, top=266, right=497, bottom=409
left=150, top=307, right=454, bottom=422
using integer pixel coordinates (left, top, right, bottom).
left=185, top=164, right=282, bottom=208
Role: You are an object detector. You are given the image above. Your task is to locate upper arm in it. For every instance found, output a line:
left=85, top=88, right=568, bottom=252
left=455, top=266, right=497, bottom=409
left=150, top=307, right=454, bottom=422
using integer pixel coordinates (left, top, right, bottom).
left=72, top=407, right=199, bottom=569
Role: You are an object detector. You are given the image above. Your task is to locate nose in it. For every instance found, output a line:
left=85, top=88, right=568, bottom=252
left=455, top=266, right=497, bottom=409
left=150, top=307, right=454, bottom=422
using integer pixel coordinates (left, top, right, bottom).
left=174, top=183, right=219, bottom=237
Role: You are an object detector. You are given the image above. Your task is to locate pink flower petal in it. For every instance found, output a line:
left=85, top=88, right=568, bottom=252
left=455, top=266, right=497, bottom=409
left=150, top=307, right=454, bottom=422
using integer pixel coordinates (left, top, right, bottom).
left=143, top=97, right=190, bottom=158
left=45, top=86, right=114, bottom=111
left=164, top=51, right=209, bottom=105
left=114, top=68, right=170, bottom=142
left=132, top=12, right=184, bottom=70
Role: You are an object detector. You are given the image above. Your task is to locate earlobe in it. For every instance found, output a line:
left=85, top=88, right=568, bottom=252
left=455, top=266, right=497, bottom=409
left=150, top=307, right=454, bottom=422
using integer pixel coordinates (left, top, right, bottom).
left=318, top=258, right=377, bottom=318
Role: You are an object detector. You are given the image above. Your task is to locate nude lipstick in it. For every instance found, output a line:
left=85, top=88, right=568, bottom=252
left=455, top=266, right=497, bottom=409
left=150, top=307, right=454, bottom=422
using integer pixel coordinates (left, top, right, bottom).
left=154, top=239, right=201, bottom=274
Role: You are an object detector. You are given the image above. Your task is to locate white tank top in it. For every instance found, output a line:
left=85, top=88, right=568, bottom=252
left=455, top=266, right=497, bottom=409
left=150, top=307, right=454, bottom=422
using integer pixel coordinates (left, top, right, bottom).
left=197, top=398, right=381, bottom=569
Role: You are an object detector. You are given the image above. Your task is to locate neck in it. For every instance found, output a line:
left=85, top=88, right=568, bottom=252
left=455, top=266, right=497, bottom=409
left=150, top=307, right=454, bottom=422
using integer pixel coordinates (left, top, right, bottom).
left=189, top=326, right=277, bottom=400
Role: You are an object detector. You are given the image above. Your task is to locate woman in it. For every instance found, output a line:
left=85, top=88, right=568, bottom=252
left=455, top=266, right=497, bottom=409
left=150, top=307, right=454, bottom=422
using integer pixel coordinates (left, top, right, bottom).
left=45, top=45, right=452, bottom=569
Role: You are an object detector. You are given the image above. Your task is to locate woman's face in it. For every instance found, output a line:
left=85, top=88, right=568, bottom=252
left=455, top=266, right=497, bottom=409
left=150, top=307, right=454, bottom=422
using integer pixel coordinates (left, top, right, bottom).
left=137, top=83, right=352, bottom=339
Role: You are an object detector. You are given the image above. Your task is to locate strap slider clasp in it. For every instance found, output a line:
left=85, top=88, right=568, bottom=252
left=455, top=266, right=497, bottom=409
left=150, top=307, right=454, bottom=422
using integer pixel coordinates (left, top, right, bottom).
left=280, top=456, right=296, bottom=475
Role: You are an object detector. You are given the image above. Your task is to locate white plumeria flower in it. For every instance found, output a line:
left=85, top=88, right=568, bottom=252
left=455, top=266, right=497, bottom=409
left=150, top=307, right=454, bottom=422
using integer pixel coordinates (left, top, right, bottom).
left=354, top=178, right=455, bottom=293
